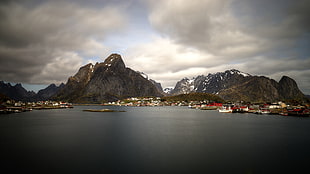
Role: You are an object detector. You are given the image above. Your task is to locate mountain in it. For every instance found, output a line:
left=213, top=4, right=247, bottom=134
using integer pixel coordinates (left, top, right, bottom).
left=171, top=69, right=306, bottom=102
left=278, top=76, right=305, bottom=99
left=170, top=77, right=195, bottom=95
left=53, top=54, right=163, bottom=103
left=171, top=69, right=250, bottom=95
left=36, top=83, right=64, bottom=101
left=163, top=87, right=173, bottom=94
left=0, top=81, right=65, bottom=102
left=0, top=81, right=36, bottom=101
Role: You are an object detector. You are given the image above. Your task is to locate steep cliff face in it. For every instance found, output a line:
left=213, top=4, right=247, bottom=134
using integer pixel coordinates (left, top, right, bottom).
left=149, top=79, right=163, bottom=93
left=171, top=70, right=306, bottom=102
left=53, top=63, right=94, bottom=102
left=54, top=54, right=163, bottom=103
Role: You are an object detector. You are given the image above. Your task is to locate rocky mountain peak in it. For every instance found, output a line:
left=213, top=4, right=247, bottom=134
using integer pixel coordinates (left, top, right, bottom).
left=279, top=76, right=294, bottom=84
left=91, top=54, right=126, bottom=74
left=171, top=77, right=195, bottom=95
left=224, top=69, right=251, bottom=77
left=101, top=53, right=125, bottom=69
left=278, top=75, right=305, bottom=99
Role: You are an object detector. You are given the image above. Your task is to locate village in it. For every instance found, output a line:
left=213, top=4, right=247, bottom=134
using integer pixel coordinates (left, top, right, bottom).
left=0, top=100, right=73, bottom=114
left=1, top=96, right=309, bottom=117
left=103, top=97, right=310, bottom=117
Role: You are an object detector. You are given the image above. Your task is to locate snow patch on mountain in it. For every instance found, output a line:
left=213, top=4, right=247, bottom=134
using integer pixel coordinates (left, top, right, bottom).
left=137, top=71, right=148, bottom=79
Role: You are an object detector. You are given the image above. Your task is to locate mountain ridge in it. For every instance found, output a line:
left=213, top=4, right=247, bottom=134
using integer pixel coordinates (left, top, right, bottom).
left=0, top=56, right=307, bottom=103
left=0, top=81, right=64, bottom=101
left=171, top=69, right=306, bottom=102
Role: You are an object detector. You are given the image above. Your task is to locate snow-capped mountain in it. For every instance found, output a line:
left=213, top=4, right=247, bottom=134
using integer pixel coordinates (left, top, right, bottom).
left=194, top=69, right=251, bottom=94
left=170, top=69, right=305, bottom=102
left=163, top=87, right=174, bottom=94
left=171, top=69, right=251, bottom=95
left=170, top=77, right=195, bottom=95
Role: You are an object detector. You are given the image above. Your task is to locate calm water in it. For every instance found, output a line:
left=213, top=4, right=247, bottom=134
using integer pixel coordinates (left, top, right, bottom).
left=1, top=106, right=310, bottom=174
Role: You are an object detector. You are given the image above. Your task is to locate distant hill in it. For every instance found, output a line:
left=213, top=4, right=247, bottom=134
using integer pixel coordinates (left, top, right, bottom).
left=36, top=83, right=64, bottom=101
left=0, top=81, right=36, bottom=101
left=0, top=81, right=64, bottom=102
left=53, top=54, right=163, bottom=103
left=171, top=69, right=306, bottom=103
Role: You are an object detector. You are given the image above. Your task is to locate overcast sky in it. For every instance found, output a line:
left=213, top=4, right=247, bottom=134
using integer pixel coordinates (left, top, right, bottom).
left=0, top=0, right=309, bottom=94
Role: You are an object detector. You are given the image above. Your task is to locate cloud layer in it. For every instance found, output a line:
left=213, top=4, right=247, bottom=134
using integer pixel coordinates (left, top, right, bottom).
left=125, top=0, right=310, bottom=93
left=0, top=0, right=309, bottom=94
left=0, top=1, right=126, bottom=84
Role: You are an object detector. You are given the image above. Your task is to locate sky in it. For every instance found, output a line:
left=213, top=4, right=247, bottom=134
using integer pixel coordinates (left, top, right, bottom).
left=0, top=0, right=309, bottom=94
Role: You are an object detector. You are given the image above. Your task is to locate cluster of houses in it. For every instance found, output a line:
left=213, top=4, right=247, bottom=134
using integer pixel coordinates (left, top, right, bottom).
left=188, top=101, right=309, bottom=116
left=104, top=97, right=169, bottom=107
left=103, top=97, right=210, bottom=107
left=186, top=101, right=309, bottom=116
left=104, top=97, right=309, bottom=117
left=0, top=100, right=73, bottom=114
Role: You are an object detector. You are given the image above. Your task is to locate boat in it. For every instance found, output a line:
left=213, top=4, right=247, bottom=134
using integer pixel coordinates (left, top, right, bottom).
left=254, top=109, right=270, bottom=115
left=218, top=107, right=233, bottom=113
left=232, top=106, right=249, bottom=113
left=287, top=108, right=310, bottom=117
left=201, top=106, right=218, bottom=110
left=279, top=112, right=288, bottom=116
left=261, top=109, right=271, bottom=114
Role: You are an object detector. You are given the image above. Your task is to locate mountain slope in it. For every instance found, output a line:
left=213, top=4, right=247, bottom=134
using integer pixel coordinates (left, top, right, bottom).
left=53, top=54, right=163, bottom=103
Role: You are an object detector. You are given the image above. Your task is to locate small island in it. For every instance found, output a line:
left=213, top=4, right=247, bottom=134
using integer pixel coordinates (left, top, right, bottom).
left=83, top=109, right=126, bottom=112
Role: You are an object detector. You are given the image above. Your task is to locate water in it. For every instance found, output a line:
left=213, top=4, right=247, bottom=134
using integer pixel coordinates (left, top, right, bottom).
left=1, top=106, right=310, bottom=174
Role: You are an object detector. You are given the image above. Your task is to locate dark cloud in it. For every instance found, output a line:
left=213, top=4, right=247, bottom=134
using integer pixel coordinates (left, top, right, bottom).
left=141, top=0, right=310, bottom=93
left=147, top=0, right=310, bottom=58
left=1, top=0, right=309, bottom=94
left=0, top=0, right=126, bottom=85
